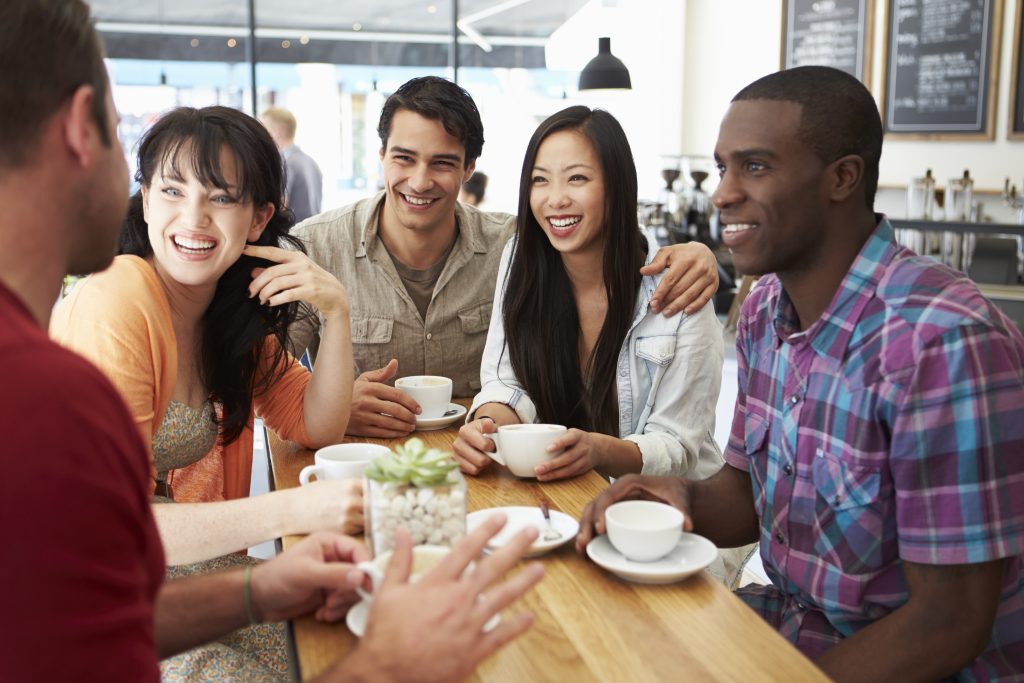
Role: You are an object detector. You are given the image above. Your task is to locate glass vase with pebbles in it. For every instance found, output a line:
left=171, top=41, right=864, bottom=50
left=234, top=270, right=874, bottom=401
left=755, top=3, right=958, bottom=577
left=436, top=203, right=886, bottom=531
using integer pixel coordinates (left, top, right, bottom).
left=364, top=438, right=467, bottom=556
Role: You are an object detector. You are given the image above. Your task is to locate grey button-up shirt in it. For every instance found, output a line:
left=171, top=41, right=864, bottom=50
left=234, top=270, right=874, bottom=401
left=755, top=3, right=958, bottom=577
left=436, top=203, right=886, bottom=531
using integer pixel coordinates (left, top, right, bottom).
left=289, top=191, right=515, bottom=398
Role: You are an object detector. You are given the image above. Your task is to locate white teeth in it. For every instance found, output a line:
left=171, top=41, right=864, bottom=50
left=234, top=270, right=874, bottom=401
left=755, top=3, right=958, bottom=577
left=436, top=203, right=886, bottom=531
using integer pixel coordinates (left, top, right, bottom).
left=173, top=235, right=215, bottom=252
left=402, top=194, right=434, bottom=206
left=550, top=216, right=581, bottom=228
left=723, top=223, right=756, bottom=233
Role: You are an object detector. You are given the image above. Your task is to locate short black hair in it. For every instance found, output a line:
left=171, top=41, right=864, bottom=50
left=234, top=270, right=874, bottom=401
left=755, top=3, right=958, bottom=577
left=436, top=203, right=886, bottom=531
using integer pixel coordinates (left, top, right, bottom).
left=377, top=76, right=484, bottom=166
left=733, top=66, right=882, bottom=209
left=0, top=0, right=110, bottom=169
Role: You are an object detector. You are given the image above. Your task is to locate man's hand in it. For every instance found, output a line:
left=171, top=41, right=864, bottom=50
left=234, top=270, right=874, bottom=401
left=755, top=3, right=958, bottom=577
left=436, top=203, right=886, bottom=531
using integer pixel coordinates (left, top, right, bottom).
left=250, top=531, right=370, bottom=624
left=347, top=359, right=420, bottom=437
left=575, top=474, right=692, bottom=552
left=642, top=242, right=719, bottom=316
left=342, top=515, right=544, bottom=683
left=452, top=418, right=499, bottom=475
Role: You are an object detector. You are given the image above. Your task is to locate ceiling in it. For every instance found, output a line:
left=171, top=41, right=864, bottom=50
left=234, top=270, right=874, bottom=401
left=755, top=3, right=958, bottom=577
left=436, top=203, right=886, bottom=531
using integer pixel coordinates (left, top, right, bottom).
left=88, top=0, right=587, bottom=39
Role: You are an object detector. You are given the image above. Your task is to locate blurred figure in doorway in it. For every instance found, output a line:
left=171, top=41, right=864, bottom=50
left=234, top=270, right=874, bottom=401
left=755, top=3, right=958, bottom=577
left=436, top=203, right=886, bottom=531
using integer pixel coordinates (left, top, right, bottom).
left=261, top=107, right=323, bottom=222
left=460, top=171, right=488, bottom=207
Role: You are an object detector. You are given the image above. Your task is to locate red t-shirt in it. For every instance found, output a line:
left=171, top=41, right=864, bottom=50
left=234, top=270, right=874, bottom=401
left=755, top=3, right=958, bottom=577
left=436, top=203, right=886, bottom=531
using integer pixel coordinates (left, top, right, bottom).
left=0, top=281, right=165, bottom=682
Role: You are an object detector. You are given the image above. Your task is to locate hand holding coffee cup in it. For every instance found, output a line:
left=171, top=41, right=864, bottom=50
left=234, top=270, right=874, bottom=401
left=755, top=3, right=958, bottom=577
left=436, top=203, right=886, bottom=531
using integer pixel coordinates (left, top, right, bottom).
left=484, top=424, right=567, bottom=478
left=394, top=375, right=453, bottom=419
left=300, top=443, right=391, bottom=485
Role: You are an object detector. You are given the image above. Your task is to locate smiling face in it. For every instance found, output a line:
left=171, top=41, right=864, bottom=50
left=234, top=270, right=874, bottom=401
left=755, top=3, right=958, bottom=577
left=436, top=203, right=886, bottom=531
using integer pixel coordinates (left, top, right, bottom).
left=378, top=109, right=475, bottom=240
left=529, top=129, right=606, bottom=260
left=141, top=143, right=273, bottom=290
left=712, top=99, right=830, bottom=278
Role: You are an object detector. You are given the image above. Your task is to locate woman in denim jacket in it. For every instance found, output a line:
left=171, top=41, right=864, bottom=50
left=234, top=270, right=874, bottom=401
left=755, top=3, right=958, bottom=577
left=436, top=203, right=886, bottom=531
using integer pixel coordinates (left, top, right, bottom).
left=452, top=106, right=724, bottom=483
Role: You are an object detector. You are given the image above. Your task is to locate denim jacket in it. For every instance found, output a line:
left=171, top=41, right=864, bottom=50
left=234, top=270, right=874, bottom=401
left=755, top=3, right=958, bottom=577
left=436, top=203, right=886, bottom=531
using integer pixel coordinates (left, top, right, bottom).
left=470, top=233, right=725, bottom=478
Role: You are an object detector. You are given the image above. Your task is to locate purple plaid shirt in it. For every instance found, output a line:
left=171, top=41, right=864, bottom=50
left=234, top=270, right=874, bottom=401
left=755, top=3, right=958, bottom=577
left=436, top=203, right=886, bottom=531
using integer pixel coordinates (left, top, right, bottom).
left=725, top=218, right=1024, bottom=679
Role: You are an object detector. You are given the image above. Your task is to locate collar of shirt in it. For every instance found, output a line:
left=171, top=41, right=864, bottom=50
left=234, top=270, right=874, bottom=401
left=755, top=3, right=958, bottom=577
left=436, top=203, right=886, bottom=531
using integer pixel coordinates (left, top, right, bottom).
left=771, top=216, right=895, bottom=364
left=354, top=191, right=490, bottom=262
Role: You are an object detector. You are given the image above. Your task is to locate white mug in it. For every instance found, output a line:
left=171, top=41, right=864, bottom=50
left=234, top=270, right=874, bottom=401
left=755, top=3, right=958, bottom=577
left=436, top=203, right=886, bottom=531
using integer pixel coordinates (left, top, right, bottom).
left=299, top=443, right=390, bottom=485
left=355, top=544, right=451, bottom=602
left=395, top=375, right=453, bottom=419
left=604, top=500, right=684, bottom=562
left=484, top=423, right=566, bottom=478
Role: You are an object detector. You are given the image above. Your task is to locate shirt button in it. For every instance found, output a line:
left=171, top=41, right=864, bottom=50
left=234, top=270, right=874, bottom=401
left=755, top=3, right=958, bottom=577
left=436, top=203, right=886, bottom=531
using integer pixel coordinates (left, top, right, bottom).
left=426, top=333, right=433, bottom=340
left=795, top=601, right=806, bottom=610
left=789, top=395, right=799, bottom=405
left=775, top=531, right=785, bottom=545
left=784, top=464, right=793, bottom=476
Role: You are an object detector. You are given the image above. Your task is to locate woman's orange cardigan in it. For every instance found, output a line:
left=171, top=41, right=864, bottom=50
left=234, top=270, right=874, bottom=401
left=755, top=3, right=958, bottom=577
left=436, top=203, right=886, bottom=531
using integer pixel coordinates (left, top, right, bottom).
left=51, top=255, right=313, bottom=502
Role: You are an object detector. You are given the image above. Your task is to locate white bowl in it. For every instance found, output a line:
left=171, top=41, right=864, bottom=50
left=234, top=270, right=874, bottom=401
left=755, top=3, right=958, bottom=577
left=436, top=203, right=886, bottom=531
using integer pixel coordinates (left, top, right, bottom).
left=604, top=500, right=684, bottom=562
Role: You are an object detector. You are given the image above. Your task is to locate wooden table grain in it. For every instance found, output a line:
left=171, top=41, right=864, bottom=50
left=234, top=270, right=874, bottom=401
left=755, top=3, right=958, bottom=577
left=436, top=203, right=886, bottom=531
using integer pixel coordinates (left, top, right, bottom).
left=267, top=409, right=828, bottom=683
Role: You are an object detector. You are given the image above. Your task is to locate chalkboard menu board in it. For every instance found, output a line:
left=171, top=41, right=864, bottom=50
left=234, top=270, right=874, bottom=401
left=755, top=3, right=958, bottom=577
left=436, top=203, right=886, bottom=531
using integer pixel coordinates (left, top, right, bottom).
left=883, top=0, right=1002, bottom=137
left=1011, top=0, right=1024, bottom=138
left=782, top=0, right=873, bottom=82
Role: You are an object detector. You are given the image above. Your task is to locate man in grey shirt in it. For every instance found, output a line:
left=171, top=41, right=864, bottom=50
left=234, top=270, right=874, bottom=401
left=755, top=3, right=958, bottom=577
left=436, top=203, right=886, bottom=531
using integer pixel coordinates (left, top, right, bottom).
left=262, top=107, right=323, bottom=222
left=290, top=77, right=720, bottom=438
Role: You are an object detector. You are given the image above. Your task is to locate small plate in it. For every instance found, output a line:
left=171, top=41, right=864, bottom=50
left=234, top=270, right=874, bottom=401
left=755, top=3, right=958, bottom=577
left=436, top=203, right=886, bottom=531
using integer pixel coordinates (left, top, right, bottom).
left=346, top=597, right=500, bottom=637
left=467, top=506, right=579, bottom=558
left=586, top=533, right=717, bottom=584
left=415, top=403, right=467, bottom=431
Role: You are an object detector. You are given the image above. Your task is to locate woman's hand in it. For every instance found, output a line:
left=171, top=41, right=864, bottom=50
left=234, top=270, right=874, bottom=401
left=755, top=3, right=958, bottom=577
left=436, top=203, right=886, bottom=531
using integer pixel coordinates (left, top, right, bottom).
left=294, top=478, right=364, bottom=535
left=452, top=418, right=499, bottom=476
left=533, top=428, right=604, bottom=481
left=243, top=244, right=350, bottom=320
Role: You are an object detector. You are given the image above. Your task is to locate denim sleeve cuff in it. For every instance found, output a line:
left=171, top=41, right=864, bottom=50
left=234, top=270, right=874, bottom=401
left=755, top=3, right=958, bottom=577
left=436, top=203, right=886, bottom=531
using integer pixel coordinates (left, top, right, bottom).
left=467, top=385, right=538, bottom=424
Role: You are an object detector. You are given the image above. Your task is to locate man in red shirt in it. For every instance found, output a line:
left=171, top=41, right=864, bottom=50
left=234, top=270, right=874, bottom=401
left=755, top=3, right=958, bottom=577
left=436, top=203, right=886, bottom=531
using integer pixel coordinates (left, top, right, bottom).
left=0, top=2, right=542, bottom=681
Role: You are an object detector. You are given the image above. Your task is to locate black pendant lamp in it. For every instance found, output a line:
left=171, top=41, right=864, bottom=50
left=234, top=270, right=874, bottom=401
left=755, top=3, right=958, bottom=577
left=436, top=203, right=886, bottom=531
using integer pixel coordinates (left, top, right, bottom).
left=578, top=37, right=632, bottom=90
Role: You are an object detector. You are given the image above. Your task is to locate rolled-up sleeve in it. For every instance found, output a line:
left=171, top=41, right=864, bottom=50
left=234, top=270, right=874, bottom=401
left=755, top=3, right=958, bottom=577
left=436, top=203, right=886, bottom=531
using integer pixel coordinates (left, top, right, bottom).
left=624, top=303, right=724, bottom=477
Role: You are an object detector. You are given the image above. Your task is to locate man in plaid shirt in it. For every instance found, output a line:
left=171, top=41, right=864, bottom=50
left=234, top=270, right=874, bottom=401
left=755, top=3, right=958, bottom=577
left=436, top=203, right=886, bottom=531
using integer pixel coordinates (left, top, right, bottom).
left=577, top=66, right=1024, bottom=681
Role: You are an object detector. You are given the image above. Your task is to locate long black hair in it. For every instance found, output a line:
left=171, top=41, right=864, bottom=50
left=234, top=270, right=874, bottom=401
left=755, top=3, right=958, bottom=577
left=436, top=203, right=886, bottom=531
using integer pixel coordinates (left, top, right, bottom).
left=119, top=105, right=308, bottom=444
left=503, top=106, right=646, bottom=436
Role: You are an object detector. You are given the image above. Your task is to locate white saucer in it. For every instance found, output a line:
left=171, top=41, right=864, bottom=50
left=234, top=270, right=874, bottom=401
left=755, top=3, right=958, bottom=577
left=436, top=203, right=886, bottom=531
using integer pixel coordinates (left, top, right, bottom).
left=467, top=506, right=579, bottom=558
left=346, top=597, right=500, bottom=637
left=415, top=403, right=467, bottom=431
left=585, top=533, right=717, bottom=584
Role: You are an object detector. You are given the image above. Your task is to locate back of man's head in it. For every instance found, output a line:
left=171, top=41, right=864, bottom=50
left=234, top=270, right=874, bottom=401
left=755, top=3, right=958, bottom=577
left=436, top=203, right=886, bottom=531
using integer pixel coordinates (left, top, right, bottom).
left=377, top=76, right=485, bottom=166
left=0, top=0, right=110, bottom=170
left=733, top=66, right=882, bottom=209
left=261, top=107, right=297, bottom=145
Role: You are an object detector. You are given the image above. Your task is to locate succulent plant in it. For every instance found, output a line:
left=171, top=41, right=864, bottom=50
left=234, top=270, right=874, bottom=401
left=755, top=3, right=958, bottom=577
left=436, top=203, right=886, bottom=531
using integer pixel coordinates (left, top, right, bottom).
left=364, top=437, right=459, bottom=487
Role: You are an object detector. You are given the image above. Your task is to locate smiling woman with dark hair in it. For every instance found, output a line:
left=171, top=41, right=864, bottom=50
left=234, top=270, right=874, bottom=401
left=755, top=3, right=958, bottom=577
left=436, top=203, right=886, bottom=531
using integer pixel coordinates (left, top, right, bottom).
left=453, top=106, right=725, bottom=482
left=52, top=105, right=362, bottom=679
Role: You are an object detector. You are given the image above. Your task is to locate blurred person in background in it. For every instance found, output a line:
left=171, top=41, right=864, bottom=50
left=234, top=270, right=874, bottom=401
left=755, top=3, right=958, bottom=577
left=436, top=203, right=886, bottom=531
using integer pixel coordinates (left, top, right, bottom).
left=459, top=170, right=488, bottom=207
left=262, top=107, right=323, bottom=222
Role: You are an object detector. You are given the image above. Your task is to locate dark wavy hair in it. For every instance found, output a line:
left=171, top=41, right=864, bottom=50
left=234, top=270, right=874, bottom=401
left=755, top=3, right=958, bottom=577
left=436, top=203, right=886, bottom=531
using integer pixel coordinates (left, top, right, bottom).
left=503, top=106, right=646, bottom=436
left=119, top=106, right=308, bottom=444
left=377, top=76, right=484, bottom=165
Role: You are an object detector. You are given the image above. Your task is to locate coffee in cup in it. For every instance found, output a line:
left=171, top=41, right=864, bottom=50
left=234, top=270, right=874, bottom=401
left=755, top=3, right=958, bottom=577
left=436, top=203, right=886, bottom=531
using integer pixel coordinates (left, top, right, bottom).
left=395, top=375, right=453, bottom=419
left=604, top=500, right=684, bottom=562
left=299, top=443, right=390, bottom=485
left=485, top=423, right=566, bottom=478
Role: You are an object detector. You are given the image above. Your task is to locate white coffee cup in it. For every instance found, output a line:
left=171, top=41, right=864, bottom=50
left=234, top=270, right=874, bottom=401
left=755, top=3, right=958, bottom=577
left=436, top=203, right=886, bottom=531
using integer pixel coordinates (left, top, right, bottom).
left=484, top=423, right=566, bottom=478
left=299, top=443, right=390, bottom=485
left=604, top=500, right=684, bottom=562
left=395, top=375, right=453, bottom=419
left=355, top=544, right=451, bottom=602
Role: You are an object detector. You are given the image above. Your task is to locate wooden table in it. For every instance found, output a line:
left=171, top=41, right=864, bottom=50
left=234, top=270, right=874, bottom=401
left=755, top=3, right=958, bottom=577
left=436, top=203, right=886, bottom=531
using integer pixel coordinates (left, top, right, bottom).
left=267, top=414, right=828, bottom=682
